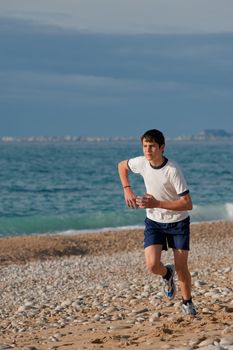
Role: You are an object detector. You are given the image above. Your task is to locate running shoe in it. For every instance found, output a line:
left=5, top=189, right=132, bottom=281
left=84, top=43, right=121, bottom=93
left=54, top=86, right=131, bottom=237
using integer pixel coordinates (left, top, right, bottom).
left=181, top=301, right=197, bottom=316
left=162, top=264, right=176, bottom=300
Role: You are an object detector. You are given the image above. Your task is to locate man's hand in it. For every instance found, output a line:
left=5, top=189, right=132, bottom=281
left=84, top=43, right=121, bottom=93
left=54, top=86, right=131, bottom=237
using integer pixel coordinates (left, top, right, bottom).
left=136, top=193, right=159, bottom=208
left=124, top=188, right=138, bottom=208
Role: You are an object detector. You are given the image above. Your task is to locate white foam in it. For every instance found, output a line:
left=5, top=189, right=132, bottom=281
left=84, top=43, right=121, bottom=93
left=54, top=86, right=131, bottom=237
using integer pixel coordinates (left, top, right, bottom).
left=225, top=202, right=233, bottom=219
left=48, top=225, right=144, bottom=236
left=191, top=202, right=233, bottom=222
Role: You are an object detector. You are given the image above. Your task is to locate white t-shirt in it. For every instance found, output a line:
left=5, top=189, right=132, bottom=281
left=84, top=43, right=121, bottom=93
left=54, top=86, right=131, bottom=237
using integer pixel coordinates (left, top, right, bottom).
left=128, top=156, right=190, bottom=223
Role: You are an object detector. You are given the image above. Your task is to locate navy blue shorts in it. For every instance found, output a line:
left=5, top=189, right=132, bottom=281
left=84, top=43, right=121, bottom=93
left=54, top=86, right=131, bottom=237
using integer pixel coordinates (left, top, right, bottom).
left=144, top=216, right=190, bottom=251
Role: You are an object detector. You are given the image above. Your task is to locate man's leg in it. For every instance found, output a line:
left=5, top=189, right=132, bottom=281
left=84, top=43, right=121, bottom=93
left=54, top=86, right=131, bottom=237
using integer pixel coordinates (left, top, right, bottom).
left=173, top=249, right=191, bottom=300
left=173, top=249, right=197, bottom=315
left=144, top=244, right=166, bottom=275
left=145, top=244, right=176, bottom=299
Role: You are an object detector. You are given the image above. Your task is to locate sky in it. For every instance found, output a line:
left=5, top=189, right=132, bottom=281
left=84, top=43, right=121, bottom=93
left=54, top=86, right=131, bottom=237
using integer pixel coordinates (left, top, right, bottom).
left=1, top=0, right=233, bottom=138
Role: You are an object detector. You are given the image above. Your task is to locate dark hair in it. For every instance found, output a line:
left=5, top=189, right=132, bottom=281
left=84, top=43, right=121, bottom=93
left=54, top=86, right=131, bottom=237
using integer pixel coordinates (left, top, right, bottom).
left=141, top=129, right=165, bottom=147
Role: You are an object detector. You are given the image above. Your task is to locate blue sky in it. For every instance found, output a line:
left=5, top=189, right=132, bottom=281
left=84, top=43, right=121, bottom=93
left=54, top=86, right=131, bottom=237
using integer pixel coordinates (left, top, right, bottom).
left=1, top=0, right=233, bottom=138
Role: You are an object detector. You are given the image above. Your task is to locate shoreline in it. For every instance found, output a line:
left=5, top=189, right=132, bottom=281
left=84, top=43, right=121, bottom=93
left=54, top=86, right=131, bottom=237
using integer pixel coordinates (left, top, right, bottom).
left=0, top=220, right=233, bottom=267
left=0, top=220, right=233, bottom=349
left=1, top=218, right=232, bottom=239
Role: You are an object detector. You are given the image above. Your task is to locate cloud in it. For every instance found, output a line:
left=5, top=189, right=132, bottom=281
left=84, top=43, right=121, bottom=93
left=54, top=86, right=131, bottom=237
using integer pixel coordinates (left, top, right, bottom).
left=0, top=16, right=233, bottom=138
left=0, top=71, right=180, bottom=101
left=1, top=0, right=233, bottom=34
left=1, top=17, right=233, bottom=88
left=1, top=17, right=233, bottom=103
left=2, top=69, right=232, bottom=106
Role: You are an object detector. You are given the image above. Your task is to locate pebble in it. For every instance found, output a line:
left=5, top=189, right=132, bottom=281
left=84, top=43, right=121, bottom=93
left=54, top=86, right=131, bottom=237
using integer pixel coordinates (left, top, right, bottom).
left=198, top=346, right=225, bottom=350
left=202, top=307, right=215, bottom=314
left=194, top=280, right=207, bottom=288
left=0, top=245, right=232, bottom=349
left=222, top=326, right=233, bottom=335
left=149, top=311, right=161, bottom=322
left=220, top=336, right=233, bottom=346
left=197, top=338, right=215, bottom=347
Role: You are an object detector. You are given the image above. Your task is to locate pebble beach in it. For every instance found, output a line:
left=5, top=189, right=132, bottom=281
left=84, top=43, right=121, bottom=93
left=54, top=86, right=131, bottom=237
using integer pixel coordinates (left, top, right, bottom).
left=0, top=221, right=233, bottom=350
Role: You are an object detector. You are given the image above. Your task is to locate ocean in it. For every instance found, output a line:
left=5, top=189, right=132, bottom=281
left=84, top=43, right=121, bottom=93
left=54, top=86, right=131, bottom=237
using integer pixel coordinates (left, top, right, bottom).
left=0, top=140, right=233, bottom=237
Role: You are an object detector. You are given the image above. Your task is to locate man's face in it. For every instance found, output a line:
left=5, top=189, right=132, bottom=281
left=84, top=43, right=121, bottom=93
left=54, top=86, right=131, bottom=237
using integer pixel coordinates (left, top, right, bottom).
left=142, top=139, right=164, bottom=162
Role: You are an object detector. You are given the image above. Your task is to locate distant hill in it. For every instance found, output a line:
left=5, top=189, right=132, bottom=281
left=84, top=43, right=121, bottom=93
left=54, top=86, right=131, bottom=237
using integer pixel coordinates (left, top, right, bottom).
left=197, top=129, right=233, bottom=138
left=175, top=129, right=233, bottom=141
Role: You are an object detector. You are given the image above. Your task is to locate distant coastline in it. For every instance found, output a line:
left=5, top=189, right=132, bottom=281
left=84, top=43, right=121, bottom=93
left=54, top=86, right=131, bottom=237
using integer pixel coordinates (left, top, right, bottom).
left=0, top=129, right=233, bottom=143
left=173, top=129, right=233, bottom=142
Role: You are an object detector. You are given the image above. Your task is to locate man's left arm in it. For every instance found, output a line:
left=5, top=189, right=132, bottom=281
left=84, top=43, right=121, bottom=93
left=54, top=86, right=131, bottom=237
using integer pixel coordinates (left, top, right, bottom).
left=136, top=193, right=193, bottom=211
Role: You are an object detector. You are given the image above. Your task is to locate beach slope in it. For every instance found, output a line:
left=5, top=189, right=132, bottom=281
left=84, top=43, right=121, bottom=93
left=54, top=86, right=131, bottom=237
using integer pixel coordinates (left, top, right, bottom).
left=0, top=221, right=233, bottom=349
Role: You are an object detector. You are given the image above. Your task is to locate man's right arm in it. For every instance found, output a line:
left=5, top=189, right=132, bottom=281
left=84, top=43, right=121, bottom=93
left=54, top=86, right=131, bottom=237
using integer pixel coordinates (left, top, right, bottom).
left=118, top=160, right=138, bottom=208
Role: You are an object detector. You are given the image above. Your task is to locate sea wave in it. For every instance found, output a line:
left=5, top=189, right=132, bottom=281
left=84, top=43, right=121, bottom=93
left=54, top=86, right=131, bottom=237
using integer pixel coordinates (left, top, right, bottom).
left=191, top=202, right=233, bottom=222
left=0, top=210, right=145, bottom=236
left=0, top=203, right=233, bottom=237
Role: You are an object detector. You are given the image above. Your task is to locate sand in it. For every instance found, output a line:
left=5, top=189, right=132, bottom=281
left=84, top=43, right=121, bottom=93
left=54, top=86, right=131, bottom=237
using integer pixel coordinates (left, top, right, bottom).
left=0, top=221, right=233, bottom=350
